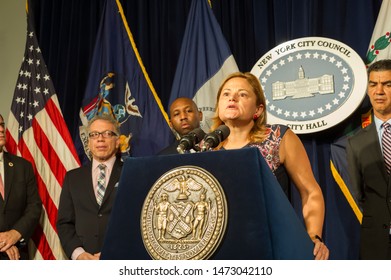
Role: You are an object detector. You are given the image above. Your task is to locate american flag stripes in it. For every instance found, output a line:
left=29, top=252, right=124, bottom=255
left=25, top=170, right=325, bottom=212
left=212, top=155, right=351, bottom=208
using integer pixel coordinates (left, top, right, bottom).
left=5, top=7, right=80, bottom=259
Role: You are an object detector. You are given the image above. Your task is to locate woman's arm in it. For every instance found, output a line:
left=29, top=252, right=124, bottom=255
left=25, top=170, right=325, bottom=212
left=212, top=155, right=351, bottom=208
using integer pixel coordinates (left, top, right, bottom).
left=280, top=129, right=329, bottom=260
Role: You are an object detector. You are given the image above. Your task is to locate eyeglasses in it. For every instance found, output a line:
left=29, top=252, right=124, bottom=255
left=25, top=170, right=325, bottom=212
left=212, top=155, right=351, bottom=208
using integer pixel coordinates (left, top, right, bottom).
left=88, top=130, right=118, bottom=139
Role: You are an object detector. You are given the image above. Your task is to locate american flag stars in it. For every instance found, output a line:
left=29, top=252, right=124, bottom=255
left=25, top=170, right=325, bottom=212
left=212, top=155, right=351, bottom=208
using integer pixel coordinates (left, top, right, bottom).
left=11, top=30, right=55, bottom=137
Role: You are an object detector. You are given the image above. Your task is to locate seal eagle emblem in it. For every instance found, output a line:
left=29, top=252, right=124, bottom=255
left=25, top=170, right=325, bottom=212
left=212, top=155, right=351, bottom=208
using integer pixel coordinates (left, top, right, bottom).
left=141, top=166, right=227, bottom=259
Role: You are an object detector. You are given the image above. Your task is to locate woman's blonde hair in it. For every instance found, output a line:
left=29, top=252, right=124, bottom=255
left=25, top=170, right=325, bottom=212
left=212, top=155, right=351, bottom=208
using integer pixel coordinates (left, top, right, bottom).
left=211, top=72, right=269, bottom=143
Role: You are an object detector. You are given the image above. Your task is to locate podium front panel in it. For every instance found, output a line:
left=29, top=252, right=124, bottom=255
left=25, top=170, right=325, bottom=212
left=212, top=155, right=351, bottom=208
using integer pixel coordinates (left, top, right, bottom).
left=101, top=148, right=314, bottom=259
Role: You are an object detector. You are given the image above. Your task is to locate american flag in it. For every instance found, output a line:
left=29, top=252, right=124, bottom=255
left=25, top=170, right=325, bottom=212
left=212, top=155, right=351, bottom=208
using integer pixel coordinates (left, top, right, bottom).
left=5, top=8, right=80, bottom=259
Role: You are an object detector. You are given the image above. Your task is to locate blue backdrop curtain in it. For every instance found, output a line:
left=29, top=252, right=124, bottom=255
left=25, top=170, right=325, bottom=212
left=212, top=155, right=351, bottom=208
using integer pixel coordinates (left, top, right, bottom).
left=28, top=0, right=383, bottom=259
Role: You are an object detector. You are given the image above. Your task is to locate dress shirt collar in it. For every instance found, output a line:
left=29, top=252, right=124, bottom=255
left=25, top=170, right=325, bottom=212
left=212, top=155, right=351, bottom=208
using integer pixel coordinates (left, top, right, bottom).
left=92, top=156, right=116, bottom=172
left=374, top=115, right=385, bottom=133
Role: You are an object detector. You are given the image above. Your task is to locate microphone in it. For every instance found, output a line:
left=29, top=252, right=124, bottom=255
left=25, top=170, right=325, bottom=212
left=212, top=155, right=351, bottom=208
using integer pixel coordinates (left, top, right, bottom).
left=201, top=125, right=230, bottom=151
left=176, top=127, right=206, bottom=154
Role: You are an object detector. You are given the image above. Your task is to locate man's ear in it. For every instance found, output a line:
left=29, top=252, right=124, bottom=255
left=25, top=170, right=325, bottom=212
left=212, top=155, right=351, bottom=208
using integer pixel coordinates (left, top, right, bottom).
left=116, top=137, right=121, bottom=149
left=198, top=110, right=203, bottom=121
left=168, top=120, right=181, bottom=140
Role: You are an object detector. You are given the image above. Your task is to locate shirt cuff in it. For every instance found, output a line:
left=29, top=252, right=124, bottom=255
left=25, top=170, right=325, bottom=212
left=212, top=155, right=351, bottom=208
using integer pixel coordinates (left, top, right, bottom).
left=71, top=247, right=85, bottom=260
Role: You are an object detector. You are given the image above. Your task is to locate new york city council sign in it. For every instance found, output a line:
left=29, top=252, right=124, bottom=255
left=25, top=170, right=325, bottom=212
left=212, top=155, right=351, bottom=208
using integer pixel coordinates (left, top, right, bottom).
left=251, top=37, right=367, bottom=134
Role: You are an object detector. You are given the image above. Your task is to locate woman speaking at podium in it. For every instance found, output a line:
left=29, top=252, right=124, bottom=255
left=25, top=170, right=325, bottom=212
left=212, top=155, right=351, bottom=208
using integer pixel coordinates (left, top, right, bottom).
left=211, top=72, right=329, bottom=260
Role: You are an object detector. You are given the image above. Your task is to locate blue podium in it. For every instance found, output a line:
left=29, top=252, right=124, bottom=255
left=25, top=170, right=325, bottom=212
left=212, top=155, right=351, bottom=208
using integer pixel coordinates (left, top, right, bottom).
left=101, top=147, right=314, bottom=259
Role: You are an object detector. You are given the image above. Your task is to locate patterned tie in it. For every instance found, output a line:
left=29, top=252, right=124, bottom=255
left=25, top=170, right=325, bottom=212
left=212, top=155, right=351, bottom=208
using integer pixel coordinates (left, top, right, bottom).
left=96, top=164, right=106, bottom=206
left=0, top=173, right=4, bottom=199
left=382, top=122, right=391, bottom=175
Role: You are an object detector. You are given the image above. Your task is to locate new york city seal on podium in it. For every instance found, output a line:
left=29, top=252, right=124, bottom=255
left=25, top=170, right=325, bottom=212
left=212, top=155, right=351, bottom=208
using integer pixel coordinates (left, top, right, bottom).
left=141, top=166, right=228, bottom=260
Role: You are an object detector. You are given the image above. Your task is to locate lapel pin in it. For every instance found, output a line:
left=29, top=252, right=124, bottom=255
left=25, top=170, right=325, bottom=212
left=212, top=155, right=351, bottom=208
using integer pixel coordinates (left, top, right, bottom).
left=9, top=162, right=13, bottom=167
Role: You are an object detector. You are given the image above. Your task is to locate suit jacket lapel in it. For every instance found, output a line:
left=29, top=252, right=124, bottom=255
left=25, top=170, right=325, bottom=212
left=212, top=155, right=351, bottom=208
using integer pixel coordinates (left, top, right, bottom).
left=101, top=158, right=122, bottom=207
left=82, top=162, right=99, bottom=207
left=365, top=123, right=388, bottom=182
left=3, top=153, right=15, bottom=203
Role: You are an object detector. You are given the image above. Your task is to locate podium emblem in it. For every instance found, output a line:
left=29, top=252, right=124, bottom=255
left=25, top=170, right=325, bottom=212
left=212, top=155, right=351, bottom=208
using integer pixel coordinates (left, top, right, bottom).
left=141, top=166, right=227, bottom=259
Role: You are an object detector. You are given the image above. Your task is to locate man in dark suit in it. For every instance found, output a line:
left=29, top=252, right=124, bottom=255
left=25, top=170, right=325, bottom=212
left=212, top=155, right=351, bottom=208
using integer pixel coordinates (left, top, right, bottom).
left=158, top=97, right=203, bottom=155
left=57, top=114, right=123, bottom=260
left=347, top=59, right=391, bottom=259
left=0, top=114, right=42, bottom=260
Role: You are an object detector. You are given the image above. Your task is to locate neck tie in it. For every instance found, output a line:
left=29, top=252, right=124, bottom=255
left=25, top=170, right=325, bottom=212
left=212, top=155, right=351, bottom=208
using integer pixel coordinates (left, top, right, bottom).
left=382, top=122, right=391, bottom=175
left=0, top=173, right=4, bottom=199
left=96, top=164, right=106, bottom=206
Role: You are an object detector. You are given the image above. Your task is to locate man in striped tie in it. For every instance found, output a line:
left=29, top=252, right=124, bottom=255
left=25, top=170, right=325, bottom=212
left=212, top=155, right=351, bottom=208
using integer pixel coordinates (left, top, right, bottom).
left=57, top=114, right=123, bottom=260
left=347, top=59, right=391, bottom=259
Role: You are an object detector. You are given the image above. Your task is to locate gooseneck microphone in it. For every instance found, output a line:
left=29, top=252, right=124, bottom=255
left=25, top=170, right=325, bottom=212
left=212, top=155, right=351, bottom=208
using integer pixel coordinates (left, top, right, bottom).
left=201, top=125, right=230, bottom=152
left=176, top=127, right=206, bottom=154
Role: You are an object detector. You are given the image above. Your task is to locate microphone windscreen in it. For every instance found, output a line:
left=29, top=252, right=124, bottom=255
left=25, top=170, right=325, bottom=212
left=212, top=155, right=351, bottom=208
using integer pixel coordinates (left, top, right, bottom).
left=215, top=125, right=230, bottom=141
left=191, top=127, right=206, bottom=141
left=178, top=127, right=206, bottom=152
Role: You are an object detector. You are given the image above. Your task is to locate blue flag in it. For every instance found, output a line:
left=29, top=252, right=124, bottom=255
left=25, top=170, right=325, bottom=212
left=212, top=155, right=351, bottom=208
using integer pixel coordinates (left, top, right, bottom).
left=78, top=0, right=170, bottom=161
left=169, top=0, right=239, bottom=132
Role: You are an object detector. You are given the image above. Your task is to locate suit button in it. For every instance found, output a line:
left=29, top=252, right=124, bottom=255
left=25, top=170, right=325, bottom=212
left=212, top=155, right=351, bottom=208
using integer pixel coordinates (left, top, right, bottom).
left=98, top=213, right=103, bottom=218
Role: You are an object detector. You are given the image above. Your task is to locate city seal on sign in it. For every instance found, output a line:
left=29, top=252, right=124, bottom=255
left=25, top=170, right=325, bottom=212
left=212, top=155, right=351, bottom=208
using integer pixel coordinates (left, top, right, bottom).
left=251, top=37, right=367, bottom=134
left=140, top=166, right=227, bottom=260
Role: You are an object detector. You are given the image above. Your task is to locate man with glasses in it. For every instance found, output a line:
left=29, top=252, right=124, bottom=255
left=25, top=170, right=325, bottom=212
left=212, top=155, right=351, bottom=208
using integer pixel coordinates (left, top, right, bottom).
left=0, top=114, right=42, bottom=260
left=57, top=114, right=123, bottom=260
